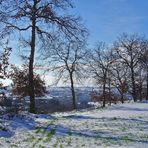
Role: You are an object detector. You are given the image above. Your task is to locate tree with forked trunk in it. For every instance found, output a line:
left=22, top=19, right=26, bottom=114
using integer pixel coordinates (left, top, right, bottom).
left=110, top=59, right=129, bottom=103
left=86, top=42, right=113, bottom=107
left=113, top=34, right=145, bottom=102
left=42, top=39, right=87, bottom=109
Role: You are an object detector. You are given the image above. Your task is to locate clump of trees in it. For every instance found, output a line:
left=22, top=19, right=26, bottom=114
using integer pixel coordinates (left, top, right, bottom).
left=113, top=34, right=145, bottom=102
left=0, top=1, right=147, bottom=112
left=41, top=33, right=148, bottom=109
left=86, top=33, right=148, bottom=107
left=139, top=43, right=148, bottom=100
left=0, top=0, right=87, bottom=113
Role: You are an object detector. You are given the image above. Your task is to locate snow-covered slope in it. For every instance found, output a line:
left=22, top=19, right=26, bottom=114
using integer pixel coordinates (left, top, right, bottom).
left=0, top=101, right=148, bottom=147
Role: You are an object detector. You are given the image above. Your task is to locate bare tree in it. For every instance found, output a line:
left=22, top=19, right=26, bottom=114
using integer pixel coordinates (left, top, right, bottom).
left=139, top=41, right=148, bottom=100
left=110, top=57, right=129, bottom=103
left=113, top=34, right=144, bottom=102
left=134, top=67, right=145, bottom=101
left=0, top=0, right=87, bottom=113
left=43, top=39, right=87, bottom=109
left=87, top=42, right=113, bottom=107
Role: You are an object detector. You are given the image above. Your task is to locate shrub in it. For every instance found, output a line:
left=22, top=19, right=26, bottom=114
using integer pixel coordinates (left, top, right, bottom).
left=10, top=65, right=46, bottom=97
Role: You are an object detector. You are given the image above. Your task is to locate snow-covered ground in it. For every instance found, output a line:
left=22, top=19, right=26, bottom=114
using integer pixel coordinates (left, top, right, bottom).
left=0, top=101, right=148, bottom=148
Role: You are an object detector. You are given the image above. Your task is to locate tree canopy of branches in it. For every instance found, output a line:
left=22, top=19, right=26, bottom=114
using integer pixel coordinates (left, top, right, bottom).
left=86, top=34, right=147, bottom=107
left=42, top=39, right=87, bottom=109
left=139, top=41, right=148, bottom=100
left=110, top=57, right=129, bottom=103
left=0, top=0, right=87, bottom=113
left=113, top=34, right=145, bottom=102
left=86, top=42, right=114, bottom=107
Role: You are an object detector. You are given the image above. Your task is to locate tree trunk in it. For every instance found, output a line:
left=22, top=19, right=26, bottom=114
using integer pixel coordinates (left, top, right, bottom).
left=139, top=83, right=142, bottom=102
left=131, top=67, right=137, bottom=102
left=70, top=73, right=76, bottom=109
left=116, top=87, right=124, bottom=104
left=103, top=78, right=106, bottom=107
left=108, top=78, right=111, bottom=106
left=117, top=88, right=124, bottom=103
left=121, top=93, right=124, bottom=104
left=29, top=1, right=36, bottom=113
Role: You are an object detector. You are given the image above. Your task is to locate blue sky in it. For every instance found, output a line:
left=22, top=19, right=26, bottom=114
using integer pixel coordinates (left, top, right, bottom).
left=9, top=0, right=148, bottom=64
left=10, top=0, right=148, bottom=61
left=4, top=0, right=148, bottom=85
left=73, top=0, right=148, bottom=45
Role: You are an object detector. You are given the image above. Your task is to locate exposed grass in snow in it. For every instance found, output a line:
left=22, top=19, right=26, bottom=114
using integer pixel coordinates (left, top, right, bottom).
left=0, top=102, right=148, bottom=147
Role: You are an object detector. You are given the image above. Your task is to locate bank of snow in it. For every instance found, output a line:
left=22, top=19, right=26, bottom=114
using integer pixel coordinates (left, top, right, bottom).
left=0, top=101, right=148, bottom=148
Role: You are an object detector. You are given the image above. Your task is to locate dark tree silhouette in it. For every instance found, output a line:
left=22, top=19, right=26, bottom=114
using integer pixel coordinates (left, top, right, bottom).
left=113, top=34, right=144, bottom=102
left=139, top=41, right=148, bottom=100
left=43, top=39, right=87, bottom=109
left=86, top=42, right=113, bottom=107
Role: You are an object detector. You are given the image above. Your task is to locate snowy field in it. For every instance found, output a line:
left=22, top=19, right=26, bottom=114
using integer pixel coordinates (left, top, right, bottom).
left=0, top=101, right=148, bottom=148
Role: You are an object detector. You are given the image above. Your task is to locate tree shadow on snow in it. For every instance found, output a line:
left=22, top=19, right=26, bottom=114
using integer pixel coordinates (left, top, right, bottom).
left=110, top=105, right=148, bottom=112
left=34, top=114, right=148, bottom=145
left=0, top=113, right=55, bottom=138
left=40, top=123, right=148, bottom=144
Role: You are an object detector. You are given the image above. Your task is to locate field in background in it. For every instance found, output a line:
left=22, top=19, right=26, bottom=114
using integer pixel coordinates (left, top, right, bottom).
left=0, top=86, right=134, bottom=114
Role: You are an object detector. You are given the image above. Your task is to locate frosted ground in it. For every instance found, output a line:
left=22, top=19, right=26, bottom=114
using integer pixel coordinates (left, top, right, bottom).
left=0, top=101, right=148, bottom=148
